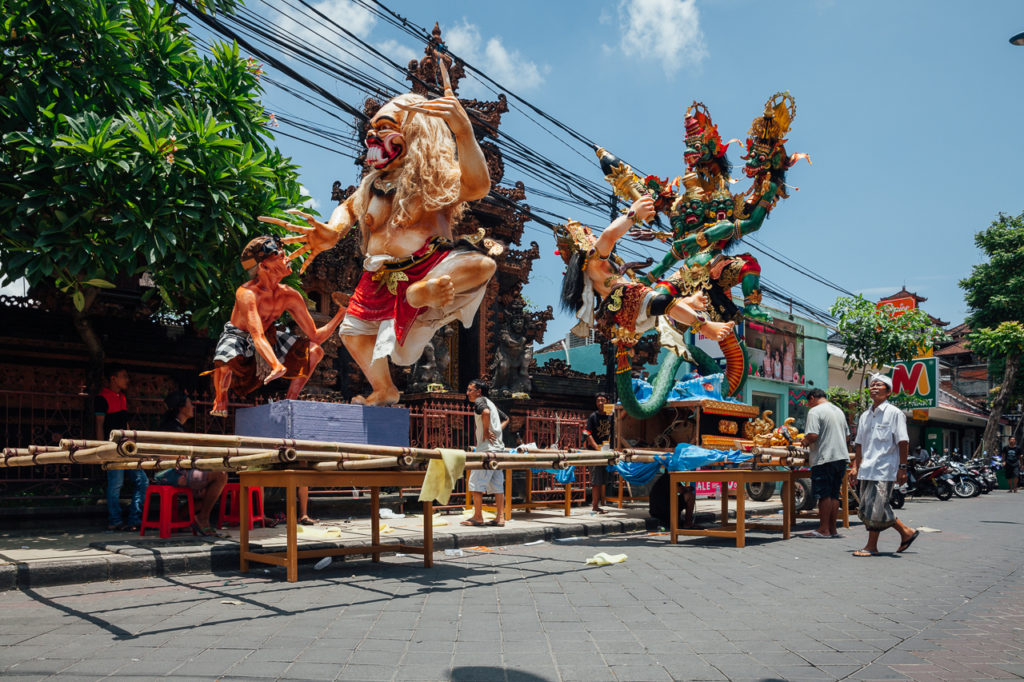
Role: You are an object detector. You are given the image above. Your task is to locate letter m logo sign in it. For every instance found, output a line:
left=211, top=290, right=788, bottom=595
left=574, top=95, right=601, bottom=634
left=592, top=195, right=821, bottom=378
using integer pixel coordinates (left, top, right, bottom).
left=888, top=358, right=937, bottom=408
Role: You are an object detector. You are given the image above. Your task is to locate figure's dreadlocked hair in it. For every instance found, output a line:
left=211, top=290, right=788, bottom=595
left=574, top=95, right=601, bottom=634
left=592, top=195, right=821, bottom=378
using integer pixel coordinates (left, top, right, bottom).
left=560, top=250, right=587, bottom=314
left=352, top=93, right=467, bottom=253
left=769, top=164, right=788, bottom=200
left=710, top=150, right=732, bottom=180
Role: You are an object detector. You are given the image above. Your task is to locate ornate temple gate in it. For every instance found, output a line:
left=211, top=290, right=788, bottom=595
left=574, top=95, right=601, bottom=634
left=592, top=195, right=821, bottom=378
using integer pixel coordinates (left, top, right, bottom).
left=409, top=399, right=475, bottom=450
left=523, top=408, right=591, bottom=504
left=0, top=386, right=252, bottom=503
left=0, top=388, right=93, bottom=501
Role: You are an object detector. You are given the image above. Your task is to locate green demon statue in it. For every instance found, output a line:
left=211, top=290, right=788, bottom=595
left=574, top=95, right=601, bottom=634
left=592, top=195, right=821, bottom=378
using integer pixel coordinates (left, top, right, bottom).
left=576, top=95, right=807, bottom=418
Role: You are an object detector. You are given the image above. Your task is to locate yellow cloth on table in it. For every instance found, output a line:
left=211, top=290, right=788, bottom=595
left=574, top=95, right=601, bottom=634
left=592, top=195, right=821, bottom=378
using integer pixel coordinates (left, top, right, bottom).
left=585, top=552, right=627, bottom=566
left=418, top=448, right=466, bottom=505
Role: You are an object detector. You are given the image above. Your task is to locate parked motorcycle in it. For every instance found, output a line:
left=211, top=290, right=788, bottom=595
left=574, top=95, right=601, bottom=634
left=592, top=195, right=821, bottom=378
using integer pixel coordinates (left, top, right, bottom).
left=947, top=461, right=982, bottom=498
left=891, top=460, right=954, bottom=508
left=966, top=462, right=996, bottom=493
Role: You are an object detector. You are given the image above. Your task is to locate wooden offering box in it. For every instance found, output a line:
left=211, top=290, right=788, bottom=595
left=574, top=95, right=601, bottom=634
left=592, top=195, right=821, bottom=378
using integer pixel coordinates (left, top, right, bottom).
left=235, top=400, right=410, bottom=447
left=614, top=399, right=759, bottom=452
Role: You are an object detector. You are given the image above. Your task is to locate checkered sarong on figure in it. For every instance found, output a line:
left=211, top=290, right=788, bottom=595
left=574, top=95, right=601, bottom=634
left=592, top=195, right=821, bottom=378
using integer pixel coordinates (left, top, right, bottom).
left=213, top=322, right=299, bottom=364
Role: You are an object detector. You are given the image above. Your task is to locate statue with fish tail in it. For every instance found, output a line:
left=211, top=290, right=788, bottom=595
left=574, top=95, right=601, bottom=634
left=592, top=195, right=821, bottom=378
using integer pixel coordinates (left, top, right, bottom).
left=556, top=204, right=735, bottom=419
left=592, top=96, right=808, bottom=400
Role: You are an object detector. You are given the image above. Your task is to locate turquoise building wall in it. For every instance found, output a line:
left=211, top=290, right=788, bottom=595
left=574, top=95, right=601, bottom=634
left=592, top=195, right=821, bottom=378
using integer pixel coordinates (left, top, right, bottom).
left=534, top=306, right=829, bottom=429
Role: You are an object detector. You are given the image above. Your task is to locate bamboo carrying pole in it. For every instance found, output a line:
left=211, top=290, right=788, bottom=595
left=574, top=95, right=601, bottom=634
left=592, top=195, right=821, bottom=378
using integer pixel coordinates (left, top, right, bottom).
left=1, top=443, right=122, bottom=468
left=750, top=445, right=810, bottom=457
left=312, top=457, right=403, bottom=471
left=59, top=439, right=114, bottom=451
left=103, top=451, right=285, bottom=471
left=110, top=431, right=621, bottom=464
left=109, top=430, right=435, bottom=456
left=127, top=442, right=297, bottom=461
left=27, top=444, right=62, bottom=455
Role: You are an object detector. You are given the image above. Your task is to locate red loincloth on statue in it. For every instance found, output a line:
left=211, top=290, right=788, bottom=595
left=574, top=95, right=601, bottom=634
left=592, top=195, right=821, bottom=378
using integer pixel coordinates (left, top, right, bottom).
left=346, top=238, right=451, bottom=347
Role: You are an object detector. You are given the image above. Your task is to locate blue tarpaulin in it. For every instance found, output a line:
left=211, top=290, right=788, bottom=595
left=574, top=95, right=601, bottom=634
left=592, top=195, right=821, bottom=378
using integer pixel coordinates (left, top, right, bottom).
left=666, top=373, right=743, bottom=403
left=530, top=467, right=576, bottom=484
left=631, top=377, right=653, bottom=401
left=623, top=372, right=743, bottom=405
left=610, top=442, right=753, bottom=486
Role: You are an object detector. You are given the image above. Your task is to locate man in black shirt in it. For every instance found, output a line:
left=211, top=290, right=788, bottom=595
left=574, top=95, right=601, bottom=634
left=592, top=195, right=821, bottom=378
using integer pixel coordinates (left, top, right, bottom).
left=1003, top=437, right=1020, bottom=493
left=583, top=393, right=613, bottom=513
left=648, top=473, right=697, bottom=529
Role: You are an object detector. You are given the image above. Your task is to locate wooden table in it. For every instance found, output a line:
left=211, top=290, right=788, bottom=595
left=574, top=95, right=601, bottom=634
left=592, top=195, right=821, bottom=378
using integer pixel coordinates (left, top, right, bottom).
left=669, top=469, right=793, bottom=548
left=791, top=469, right=851, bottom=529
left=239, top=470, right=432, bottom=582
left=467, top=469, right=573, bottom=518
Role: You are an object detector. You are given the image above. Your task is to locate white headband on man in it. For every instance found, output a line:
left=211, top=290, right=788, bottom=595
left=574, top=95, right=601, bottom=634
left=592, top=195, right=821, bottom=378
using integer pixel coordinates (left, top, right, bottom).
left=869, top=373, right=892, bottom=390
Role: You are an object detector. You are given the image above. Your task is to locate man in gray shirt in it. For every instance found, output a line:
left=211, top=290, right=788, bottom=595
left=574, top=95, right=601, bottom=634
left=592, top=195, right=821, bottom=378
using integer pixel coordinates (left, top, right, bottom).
left=801, top=388, right=850, bottom=538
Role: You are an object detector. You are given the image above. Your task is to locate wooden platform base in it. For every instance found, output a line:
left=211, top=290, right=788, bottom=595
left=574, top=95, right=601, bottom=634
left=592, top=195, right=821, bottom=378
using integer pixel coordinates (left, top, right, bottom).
left=239, top=470, right=431, bottom=582
left=669, top=469, right=793, bottom=548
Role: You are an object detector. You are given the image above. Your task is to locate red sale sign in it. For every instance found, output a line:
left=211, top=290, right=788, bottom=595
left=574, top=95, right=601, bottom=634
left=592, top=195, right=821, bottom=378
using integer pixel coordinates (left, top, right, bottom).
left=695, top=481, right=738, bottom=498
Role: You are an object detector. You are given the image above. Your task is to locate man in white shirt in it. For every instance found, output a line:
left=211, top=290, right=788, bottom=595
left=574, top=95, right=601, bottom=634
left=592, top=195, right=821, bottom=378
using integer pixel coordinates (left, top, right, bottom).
left=850, top=374, right=920, bottom=556
left=461, top=379, right=510, bottom=528
left=801, top=388, right=850, bottom=538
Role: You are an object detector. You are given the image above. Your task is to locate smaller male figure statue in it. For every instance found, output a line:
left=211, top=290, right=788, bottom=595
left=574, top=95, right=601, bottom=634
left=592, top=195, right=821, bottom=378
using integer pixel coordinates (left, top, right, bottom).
left=208, top=235, right=347, bottom=417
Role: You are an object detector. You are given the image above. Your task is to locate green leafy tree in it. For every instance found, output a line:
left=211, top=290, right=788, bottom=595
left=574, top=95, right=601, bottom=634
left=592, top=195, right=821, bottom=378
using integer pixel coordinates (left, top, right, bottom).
left=829, top=294, right=950, bottom=386
left=960, top=211, right=1024, bottom=457
left=825, top=385, right=867, bottom=427
left=0, top=0, right=306, bottom=376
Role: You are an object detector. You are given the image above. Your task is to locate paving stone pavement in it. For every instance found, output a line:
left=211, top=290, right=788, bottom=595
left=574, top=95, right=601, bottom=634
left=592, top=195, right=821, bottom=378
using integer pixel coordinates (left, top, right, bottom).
left=1, top=493, right=1023, bottom=681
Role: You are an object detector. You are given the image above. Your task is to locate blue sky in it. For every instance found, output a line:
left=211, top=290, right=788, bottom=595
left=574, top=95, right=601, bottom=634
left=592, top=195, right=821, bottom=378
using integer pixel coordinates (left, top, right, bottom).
left=222, top=0, right=1024, bottom=341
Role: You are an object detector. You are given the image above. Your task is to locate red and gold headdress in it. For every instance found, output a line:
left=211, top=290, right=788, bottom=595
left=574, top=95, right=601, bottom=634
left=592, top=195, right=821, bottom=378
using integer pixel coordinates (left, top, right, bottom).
left=746, top=92, right=796, bottom=158
left=684, top=101, right=727, bottom=154
left=554, top=220, right=597, bottom=266
left=683, top=101, right=733, bottom=187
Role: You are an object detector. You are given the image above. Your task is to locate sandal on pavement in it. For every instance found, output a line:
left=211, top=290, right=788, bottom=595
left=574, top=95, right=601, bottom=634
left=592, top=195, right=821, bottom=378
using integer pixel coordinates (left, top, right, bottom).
left=298, top=516, right=317, bottom=526
left=191, top=521, right=221, bottom=537
left=852, top=549, right=878, bottom=557
left=486, top=519, right=505, bottom=527
left=801, top=530, right=830, bottom=538
left=460, top=519, right=485, bottom=527
left=897, top=530, right=920, bottom=553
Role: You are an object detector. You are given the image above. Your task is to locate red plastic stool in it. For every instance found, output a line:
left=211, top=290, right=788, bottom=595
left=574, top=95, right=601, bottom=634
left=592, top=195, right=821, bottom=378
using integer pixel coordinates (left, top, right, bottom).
left=217, top=483, right=265, bottom=529
left=139, top=485, right=196, bottom=538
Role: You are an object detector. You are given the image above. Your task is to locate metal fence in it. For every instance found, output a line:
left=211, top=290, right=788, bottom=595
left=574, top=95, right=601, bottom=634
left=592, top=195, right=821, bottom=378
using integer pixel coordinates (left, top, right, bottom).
left=523, top=408, right=591, bottom=503
left=2, top=393, right=596, bottom=510
left=0, top=390, right=252, bottom=503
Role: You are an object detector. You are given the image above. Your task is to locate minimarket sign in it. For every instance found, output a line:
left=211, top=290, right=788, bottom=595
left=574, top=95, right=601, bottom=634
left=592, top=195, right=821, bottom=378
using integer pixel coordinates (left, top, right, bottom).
left=887, top=358, right=938, bottom=409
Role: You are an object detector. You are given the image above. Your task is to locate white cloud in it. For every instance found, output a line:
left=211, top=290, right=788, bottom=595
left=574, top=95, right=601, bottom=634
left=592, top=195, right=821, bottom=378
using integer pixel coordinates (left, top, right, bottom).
left=376, top=39, right=419, bottom=68
left=273, top=0, right=377, bottom=60
left=299, top=186, right=321, bottom=212
left=444, top=20, right=546, bottom=96
left=612, top=0, right=707, bottom=77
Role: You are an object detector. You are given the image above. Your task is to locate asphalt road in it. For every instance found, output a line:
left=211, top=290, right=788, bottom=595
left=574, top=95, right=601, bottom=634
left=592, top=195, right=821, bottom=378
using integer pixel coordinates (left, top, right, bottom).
left=2, top=492, right=1023, bottom=681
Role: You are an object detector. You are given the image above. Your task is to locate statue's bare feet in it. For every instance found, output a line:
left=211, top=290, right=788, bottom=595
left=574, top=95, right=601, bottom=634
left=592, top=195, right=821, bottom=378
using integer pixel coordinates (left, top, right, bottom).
left=406, top=275, right=455, bottom=309
left=682, top=292, right=709, bottom=311
left=264, top=364, right=287, bottom=384
left=210, top=403, right=228, bottom=418
left=352, top=387, right=401, bottom=406
left=704, top=320, right=735, bottom=342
